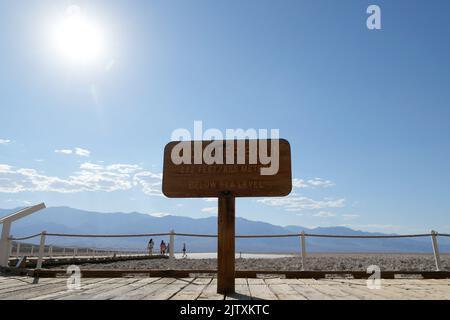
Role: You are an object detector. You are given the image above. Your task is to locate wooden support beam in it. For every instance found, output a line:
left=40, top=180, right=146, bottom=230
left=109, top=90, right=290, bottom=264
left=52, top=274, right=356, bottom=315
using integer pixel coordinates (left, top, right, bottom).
left=217, top=193, right=235, bottom=294
left=23, top=268, right=450, bottom=279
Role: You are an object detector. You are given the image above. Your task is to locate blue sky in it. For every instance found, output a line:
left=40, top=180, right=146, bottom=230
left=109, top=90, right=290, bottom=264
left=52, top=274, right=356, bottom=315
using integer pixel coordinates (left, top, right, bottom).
left=1, top=0, right=449, bottom=233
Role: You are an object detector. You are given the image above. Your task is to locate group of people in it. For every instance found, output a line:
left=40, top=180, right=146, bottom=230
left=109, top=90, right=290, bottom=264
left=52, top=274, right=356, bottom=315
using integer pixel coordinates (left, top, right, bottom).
left=147, top=238, right=187, bottom=257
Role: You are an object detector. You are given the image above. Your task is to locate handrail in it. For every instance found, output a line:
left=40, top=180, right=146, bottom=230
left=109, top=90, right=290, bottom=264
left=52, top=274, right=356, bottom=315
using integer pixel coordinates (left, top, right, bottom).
left=303, top=233, right=431, bottom=239
left=10, top=231, right=446, bottom=240
left=8, top=230, right=447, bottom=272
left=10, top=233, right=42, bottom=241
left=47, top=232, right=171, bottom=238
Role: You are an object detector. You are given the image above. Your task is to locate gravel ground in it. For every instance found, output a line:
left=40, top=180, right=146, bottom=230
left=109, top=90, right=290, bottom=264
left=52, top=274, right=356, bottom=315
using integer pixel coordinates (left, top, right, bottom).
left=53, top=253, right=450, bottom=271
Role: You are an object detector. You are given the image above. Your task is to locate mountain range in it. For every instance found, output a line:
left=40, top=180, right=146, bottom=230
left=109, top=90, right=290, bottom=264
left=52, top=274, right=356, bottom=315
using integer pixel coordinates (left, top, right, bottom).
left=1, top=206, right=448, bottom=253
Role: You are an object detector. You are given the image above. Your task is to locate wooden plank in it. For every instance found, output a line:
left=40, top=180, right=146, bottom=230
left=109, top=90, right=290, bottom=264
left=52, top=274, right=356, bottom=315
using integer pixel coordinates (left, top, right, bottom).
left=33, top=269, right=196, bottom=278
left=170, top=277, right=212, bottom=300
left=112, top=278, right=179, bottom=300
left=289, top=284, right=334, bottom=300
left=264, top=278, right=307, bottom=300
left=307, top=279, right=360, bottom=300
left=24, top=269, right=450, bottom=279
left=6, top=254, right=169, bottom=269
left=323, top=280, right=392, bottom=300
left=226, top=279, right=252, bottom=300
left=417, top=279, right=450, bottom=285
left=145, top=278, right=195, bottom=300
left=198, top=278, right=224, bottom=300
left=405, top=284, right=450, bottom=297
left=337, top=285, right=388, bottom=300
left=374, top=279, right=450, bottom=299
left=326, top=279, right=429, bottom=300
left=340, top=279, right=436, bottom=300
left=30, top=278, right=116, bottom=300
left=0, top=278, right=71, bottom=300
left=57, top=278, right=141, bottom=300
left=247, top=278, right=266, bottom=285
left=0, top=277, right=38, bottom=290
left=378, top=285, right=426, bottom=300
left=89, top=277, right=161, bottom=300
left=247, top=278, right=278, bottom=300
left=1, top=276, right=449, bottom=300
left=0, top=278, right=66, bottom=297
left=386, top=284, right=448, bottom=300
left=0, top=276, right=25, bottom=284
left=17, top=278, right=113, bottom=300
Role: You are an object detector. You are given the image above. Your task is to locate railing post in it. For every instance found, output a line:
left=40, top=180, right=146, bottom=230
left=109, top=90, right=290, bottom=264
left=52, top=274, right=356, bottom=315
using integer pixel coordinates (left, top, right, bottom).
left=63, top=247, right=66, bottom=256
left=73, top=247, right=78, bottom=258
left=169, top=229, right=175, bottom=259
left=36, top=231, right=46, bottom=269
left=49, top=245, right=53, bottom=258
left=8, top=239, right=12, bottom=257
left=0, top=221, right=12, bottom=267
left=30, top=245, right=34, bottom=256
left=16, top=242, right=20, bottom=258
left=431, top=230, right=441, bottom=271
left=301, top=231, right=307, bottom=271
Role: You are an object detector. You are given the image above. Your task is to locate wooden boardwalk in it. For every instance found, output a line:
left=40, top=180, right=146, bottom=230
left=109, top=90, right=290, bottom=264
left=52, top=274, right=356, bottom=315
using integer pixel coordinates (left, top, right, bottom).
left=0, top=275, right=449, bottom=300
left=8, top=254, right=167, bottom=268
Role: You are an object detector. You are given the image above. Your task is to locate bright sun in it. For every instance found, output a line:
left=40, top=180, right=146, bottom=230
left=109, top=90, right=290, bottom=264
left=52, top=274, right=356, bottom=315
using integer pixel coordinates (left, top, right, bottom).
left=52, top=5, right=106, bottom=64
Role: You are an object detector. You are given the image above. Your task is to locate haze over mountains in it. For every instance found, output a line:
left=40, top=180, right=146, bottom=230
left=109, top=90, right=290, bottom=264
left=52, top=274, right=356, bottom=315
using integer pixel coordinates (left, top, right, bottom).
left=1, top=207, right=448, bottom=253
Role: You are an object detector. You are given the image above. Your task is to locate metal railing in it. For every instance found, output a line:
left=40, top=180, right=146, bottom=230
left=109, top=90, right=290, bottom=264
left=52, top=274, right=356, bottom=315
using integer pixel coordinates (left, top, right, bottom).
left=7, top=230, right=449, bottom=271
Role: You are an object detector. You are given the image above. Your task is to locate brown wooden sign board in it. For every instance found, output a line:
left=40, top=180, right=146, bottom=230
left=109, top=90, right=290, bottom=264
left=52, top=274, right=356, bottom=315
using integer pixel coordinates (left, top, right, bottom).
left=162, top=139, right=292, bottom=198
left=162, top=139, right=292, bottom=294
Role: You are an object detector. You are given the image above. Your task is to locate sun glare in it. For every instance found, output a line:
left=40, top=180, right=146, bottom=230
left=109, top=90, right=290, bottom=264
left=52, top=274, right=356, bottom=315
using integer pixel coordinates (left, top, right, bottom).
left=52, top=5, right=106, bottom=64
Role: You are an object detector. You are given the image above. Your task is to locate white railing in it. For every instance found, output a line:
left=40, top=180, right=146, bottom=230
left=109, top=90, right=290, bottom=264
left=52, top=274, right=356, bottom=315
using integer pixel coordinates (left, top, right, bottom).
left=5, top=230, right=449, bottom=271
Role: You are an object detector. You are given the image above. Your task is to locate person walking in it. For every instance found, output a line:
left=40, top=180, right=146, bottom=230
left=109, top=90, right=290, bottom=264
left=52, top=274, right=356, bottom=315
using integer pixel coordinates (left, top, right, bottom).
left=147, top=238, right=154, bottom=255
left=160, top=240, right=167, bottom=255
left=182, top=243, right=187, bottom=258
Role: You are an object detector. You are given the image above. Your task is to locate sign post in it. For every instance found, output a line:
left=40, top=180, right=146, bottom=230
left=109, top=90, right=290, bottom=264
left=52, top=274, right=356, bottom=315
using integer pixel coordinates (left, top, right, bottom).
left=162, top=139, right=292, bottom=294
left=217, top=191, right=235, bottom=294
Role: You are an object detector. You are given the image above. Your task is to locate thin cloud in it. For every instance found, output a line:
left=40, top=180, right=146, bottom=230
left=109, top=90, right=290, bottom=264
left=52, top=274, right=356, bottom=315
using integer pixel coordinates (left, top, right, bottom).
left=314, top=211, right=337, bottom=217
left=0, top=139, right=11, bottom=145
left=258, top=196, right=345, bottom=212
left=307, top=178, right=335, bottom=188
left=148, top=212, right=170, bottom=217
left=55, top=149, right=73, bottom=155
left=133, top=171, right=163, bottom=196
left=292, top=177, right=335, bottom=189
left=342, top=214, right=360, bottom=220
left=0, top=162, right=162, bottom=196
left=74, top=147, right=90, bottom=157
left=201, top=207, right=217, bottom=214
left=55, top=147, right=90, bottom=157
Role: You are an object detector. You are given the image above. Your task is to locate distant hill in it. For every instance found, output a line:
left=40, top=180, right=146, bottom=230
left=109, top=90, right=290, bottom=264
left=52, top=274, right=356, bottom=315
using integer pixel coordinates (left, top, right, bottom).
left=1, top=207, right=448, bottom=253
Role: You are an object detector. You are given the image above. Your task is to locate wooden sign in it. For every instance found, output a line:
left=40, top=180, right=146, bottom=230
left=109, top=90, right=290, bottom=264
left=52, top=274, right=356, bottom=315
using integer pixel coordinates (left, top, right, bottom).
left=162, top=139, right=292, bottom=294
left=162, top=139, right=292, bottom=198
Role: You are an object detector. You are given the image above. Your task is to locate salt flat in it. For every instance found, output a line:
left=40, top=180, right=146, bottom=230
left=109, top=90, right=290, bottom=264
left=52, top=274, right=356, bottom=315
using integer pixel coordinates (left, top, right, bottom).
left=173, top=253, right=295, bottom=259
left=53, top=253, right=450, bottom=271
